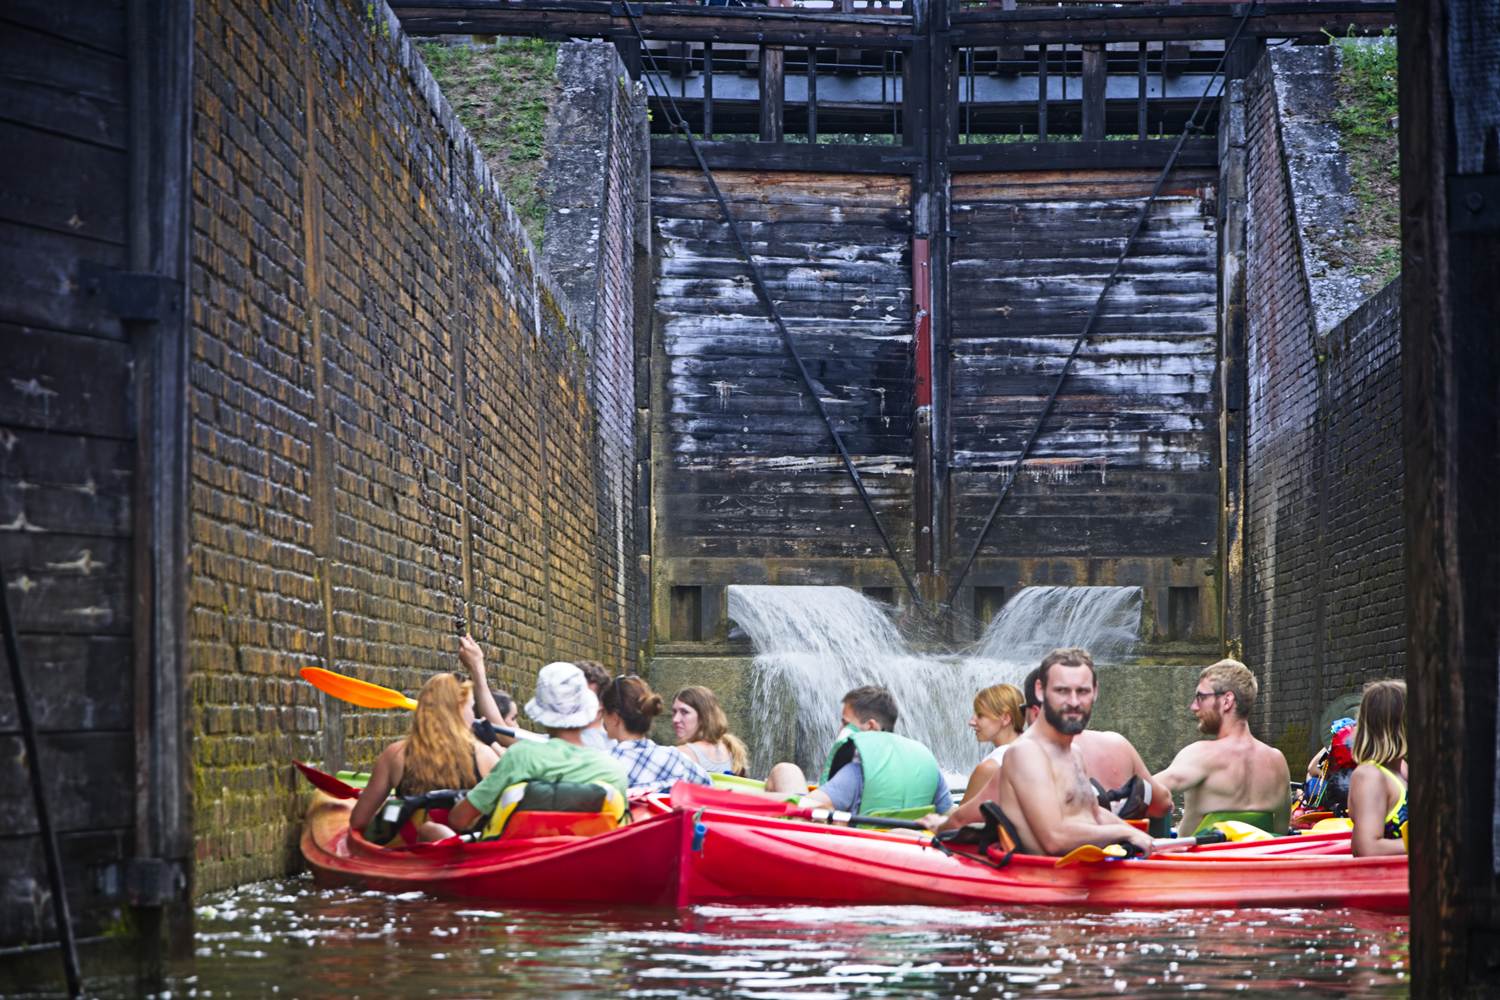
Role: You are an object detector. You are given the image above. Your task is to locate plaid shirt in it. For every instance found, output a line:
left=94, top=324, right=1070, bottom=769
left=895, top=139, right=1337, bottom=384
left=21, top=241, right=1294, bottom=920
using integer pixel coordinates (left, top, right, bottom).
left=610, top=738, right=712, bottom=794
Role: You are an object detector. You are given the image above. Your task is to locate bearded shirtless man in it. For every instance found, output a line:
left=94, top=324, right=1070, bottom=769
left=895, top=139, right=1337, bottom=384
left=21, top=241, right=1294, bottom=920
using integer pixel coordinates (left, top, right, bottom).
left=931, top=648, right=1153, bottom=856
left=1152, top=659, right=1291, bottom=835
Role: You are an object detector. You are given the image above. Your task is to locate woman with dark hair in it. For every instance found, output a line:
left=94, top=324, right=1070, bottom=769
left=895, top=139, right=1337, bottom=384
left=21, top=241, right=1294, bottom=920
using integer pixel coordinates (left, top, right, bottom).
left=349, top=672, right=499, bottom=841
left=671, top=685, right=749, bottom=776
left=602, top=675, right=713, bottom=794
left=1349, top=679, right=1408, bottom=857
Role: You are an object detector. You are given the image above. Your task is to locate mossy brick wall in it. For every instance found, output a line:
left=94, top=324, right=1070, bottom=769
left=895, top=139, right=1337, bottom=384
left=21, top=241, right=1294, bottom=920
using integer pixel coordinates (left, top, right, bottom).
left=1242, top=51, right=1404, bottom=772
left=188, top=0, right=639, bottom=892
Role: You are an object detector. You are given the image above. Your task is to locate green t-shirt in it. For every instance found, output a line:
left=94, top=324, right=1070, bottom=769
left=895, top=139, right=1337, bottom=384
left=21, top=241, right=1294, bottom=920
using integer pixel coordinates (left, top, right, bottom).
left=464, top=739, right=628, bottom=816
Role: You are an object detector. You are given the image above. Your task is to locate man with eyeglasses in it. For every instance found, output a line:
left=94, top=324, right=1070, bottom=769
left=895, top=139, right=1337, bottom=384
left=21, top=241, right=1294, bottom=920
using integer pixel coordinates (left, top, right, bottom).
left=1152, top=659, right=1291, bottom=836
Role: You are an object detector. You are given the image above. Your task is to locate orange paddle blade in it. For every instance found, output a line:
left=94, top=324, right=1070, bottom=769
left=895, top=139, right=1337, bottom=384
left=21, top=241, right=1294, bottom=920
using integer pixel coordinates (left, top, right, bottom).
left=300, top=666, right=418, bottom=711
left=1054, top=843, right=1127, bottom=868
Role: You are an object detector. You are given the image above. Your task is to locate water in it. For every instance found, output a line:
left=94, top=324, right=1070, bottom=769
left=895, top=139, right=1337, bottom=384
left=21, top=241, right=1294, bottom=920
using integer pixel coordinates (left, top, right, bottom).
left=36, top=877, right=1404, bottom=998
left=729, top=585, right=1143, bottom=776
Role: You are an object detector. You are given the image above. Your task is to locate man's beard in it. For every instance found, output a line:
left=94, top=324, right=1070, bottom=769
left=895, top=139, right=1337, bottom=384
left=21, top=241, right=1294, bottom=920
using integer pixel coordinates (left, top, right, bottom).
left=1044, top=700, right=1090, bottom=736
left=1197, top=710, right=1221, bottom=736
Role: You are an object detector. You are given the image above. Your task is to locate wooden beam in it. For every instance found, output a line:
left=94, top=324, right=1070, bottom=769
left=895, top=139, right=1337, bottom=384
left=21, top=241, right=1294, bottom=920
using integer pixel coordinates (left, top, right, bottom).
left=389, top=1, right=916, bottom=47
left=650, top=138, right=922, bottom=174
left=1399, top=0, right=1500, bottom=994
left=1081, top=42, right=1107, bottom=141
left=759, top=44, right=785, bottom=142
left=953, top=3, right=1397, bottom=45
left=946, top=138, right=1218, bottom=172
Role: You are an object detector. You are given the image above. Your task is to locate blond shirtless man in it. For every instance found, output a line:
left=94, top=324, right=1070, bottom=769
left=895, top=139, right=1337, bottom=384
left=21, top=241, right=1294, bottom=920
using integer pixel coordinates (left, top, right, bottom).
left=931, top=648, right=1153, bottom=856
left=1152, top=659, right=1291, bottom=836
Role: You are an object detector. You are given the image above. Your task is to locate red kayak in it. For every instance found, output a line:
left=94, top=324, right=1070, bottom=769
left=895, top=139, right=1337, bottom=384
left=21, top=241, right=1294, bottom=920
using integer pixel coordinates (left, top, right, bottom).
left=667, top=784, right=1408, bottom=912
left=297, top=775, right=1406, bottom=912
left=300, top=790, right=686, bottom=905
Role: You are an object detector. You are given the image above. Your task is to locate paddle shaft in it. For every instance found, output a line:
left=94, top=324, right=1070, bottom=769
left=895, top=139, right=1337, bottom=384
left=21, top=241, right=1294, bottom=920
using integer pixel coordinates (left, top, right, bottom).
left=797, top=807, right=929, bottom=831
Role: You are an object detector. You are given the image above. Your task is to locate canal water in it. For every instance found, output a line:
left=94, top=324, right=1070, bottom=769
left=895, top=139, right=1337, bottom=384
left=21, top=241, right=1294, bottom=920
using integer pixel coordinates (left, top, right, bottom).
left=94, top=877, right=1406, bottom=997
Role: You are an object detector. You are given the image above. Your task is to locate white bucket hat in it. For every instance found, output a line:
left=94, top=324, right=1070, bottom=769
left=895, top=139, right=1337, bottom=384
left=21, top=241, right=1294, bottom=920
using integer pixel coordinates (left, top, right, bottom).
left=525, top=661, right=600, bottom=729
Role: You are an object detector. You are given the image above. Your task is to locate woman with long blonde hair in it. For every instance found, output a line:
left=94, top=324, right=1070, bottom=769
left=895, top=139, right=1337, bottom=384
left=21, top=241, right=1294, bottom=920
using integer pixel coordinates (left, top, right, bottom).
left=350, top=672, right=499, bottom=841
left=671, top=685, right=749, bottom=777
left=1348, top=679, right=1407, bottom=857
left=960, top=682, right=1025, bottom=804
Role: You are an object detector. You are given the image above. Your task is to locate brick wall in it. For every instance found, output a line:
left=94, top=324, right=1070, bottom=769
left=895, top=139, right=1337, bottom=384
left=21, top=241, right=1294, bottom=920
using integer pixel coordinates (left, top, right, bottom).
left=188, top=0, right=642, bottom=892
left=1241, top=50, right=1404, bottom=768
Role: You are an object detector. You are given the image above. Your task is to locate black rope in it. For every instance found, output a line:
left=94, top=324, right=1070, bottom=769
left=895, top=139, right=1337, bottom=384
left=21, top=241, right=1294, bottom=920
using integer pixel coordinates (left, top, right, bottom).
left=0, top=554, right=84, bottom=997
left=946, top=3, right=1263, bottom=605
left=621, top=4, right=924, bottom=606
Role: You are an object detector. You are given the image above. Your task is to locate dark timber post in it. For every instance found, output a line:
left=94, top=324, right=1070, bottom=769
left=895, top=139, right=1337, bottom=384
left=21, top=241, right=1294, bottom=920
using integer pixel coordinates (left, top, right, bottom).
left=1081, top=43, right=1107, bottom=141
left=759, top=0, right=791, bottom=143
left=906, top=0, right=953, bottom=607
left=1399, top=1, right=1500, bottom=994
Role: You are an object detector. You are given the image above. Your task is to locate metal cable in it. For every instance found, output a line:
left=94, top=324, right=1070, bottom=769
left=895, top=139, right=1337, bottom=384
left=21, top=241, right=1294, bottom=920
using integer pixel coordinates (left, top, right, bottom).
left=621, top=3, right=923, bottom=604
left=946, top=3, right=1262, bottom=605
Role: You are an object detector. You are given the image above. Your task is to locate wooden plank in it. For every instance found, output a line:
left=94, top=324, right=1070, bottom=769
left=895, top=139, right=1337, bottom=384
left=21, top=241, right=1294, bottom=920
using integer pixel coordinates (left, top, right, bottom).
left=0, top=325, right=133, bottom=436
left=0, top=430, right=134, bottom=539
left=390, top=1, right=917, bottom=47
left=651, top=139, right=922, bottom=175
left=0, top=534, right=131, bottom=635
left=1, top=1, right=127, bottom=55
left=951, top=3, right=1396, bottom=45
left=0, top=222, right=127, bottom=339
left=0, top=732, right=133, bottom=835
left=0, top=829, right=132, bottom=942
left=0, top=636, right=132, bottom=733
left=949, top=139, right=1217, bottom=173
left=0, top=20, right=127, bottom=148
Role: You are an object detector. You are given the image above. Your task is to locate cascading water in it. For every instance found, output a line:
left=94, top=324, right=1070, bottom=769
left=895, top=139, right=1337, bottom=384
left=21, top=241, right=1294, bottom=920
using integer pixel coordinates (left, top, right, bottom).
left=729, top=584, right=1143, bottom=778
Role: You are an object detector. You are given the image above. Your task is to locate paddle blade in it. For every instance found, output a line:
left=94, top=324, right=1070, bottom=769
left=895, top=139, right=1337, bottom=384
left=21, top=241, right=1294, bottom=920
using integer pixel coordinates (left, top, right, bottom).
left=294, top=760, right=362, bottom=799
left=300, top=666, right=418, bottom=711
left=1054, top=844, right=1127, bottom=868
left=1213, top=820, right=1274, bottom=843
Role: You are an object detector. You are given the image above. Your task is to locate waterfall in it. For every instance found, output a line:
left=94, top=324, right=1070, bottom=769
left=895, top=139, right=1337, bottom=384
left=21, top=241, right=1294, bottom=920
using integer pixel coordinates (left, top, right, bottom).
left=728, top=584, right=1142, bottom=777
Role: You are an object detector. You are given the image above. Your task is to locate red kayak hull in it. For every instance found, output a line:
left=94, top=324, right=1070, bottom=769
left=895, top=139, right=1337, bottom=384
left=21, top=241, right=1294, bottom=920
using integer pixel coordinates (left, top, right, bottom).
left=677, top=805, right=1409, bottom=912
left=300, top=788, right=1407, bottom=912
left=300, top=791, right=686, bottom=906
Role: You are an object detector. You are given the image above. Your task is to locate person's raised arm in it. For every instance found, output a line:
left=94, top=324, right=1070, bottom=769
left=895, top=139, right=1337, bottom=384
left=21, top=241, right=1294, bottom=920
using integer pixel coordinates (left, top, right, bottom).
left=1348, top=765, right=1406, bottom=857
left=349, top=743, right=400, bottom=833
left=460, top=636, right=503, bottom=724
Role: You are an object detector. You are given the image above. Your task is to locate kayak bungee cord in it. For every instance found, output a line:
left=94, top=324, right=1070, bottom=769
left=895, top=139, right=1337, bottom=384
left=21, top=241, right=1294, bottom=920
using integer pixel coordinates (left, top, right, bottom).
left=619, top=2, right=924, bottom=608
left=0, top=554, right=84, bottom=997
left=945, top=3, right=1264, bottom=605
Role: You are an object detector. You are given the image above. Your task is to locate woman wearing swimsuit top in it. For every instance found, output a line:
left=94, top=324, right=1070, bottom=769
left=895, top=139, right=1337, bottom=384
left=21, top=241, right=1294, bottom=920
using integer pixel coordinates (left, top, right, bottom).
left=350, top=673, right=499, bottom=841
left=671, top=685, right=749, bottom=777
left=1348, top=678, right=1408, bottom=857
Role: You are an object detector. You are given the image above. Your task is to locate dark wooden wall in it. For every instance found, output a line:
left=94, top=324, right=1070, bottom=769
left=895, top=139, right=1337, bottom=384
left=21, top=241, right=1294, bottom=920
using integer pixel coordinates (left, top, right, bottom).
left=648, top=164, right=1221, bottom=645
left=0, top=0, right=137, bottom=945
left=650, top=170, right=915, bottom=572
left=947, top=169, right=1220, bottom=564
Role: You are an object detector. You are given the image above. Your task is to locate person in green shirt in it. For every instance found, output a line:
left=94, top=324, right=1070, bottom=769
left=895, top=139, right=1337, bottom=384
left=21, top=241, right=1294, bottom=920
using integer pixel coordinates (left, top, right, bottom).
left=448, top=661, right=628, bottom=833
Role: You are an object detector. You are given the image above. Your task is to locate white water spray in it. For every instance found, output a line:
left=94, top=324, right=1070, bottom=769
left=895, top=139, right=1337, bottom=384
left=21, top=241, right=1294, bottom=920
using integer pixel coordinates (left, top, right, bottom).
left=729, top=584, right=1142, bottom=777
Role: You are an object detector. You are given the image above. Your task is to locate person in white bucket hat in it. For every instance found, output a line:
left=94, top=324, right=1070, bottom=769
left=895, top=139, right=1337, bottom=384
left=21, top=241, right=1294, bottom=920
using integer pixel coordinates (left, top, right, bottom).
left=447, top=662, right=628, bottom=835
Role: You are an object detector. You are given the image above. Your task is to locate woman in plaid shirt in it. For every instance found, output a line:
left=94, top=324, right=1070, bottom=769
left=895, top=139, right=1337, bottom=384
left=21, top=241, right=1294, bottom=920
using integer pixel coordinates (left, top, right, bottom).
left=601, top=675, right=713, bottom=794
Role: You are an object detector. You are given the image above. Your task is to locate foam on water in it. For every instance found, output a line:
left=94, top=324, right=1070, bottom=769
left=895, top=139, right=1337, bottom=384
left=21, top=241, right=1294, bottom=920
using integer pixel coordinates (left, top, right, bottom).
left=729, top=584, right=1143, bottom=775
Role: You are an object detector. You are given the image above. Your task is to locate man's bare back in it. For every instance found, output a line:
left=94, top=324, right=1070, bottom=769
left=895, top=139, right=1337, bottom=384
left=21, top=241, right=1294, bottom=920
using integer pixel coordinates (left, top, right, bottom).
left=1159, top=733, right=1289, bottom=834
left=1154, top=661, right=1291, bottom=835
